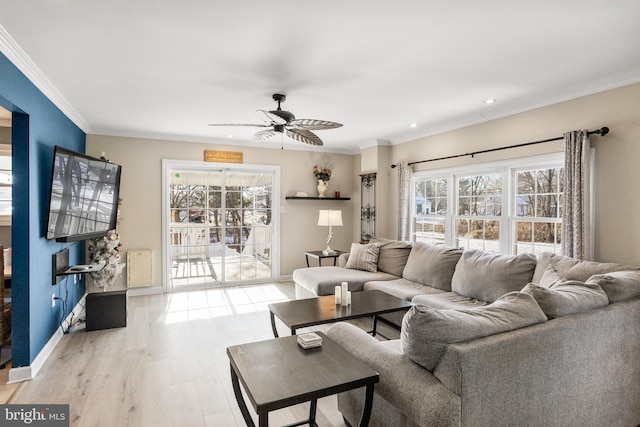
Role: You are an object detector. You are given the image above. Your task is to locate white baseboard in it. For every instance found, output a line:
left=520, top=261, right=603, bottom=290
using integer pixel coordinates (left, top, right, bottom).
left=126, top=286, right=164, bottom=297
left=8, top=293, right=87, bottom=384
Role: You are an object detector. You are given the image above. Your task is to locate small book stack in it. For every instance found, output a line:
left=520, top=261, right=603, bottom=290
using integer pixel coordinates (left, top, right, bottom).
left=297, top=332, right=323, bottom=349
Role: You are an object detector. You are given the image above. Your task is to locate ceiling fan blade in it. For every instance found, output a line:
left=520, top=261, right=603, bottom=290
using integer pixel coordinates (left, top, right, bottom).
left=286, top=128, right=324, bottom=146
left=252, top=129, right=276, bottom=143
left=256, top=110, right=287, bottom=125
left=288, top=119, right=343, bottom=130
left=207, top=123, right=269, bottom=127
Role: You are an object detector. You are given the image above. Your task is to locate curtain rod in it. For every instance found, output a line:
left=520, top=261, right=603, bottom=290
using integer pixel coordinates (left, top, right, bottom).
left=391, top=126, right=609, bottom=168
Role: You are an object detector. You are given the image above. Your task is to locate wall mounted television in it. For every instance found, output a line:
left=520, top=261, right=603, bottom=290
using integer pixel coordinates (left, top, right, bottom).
left=46, top=146, right=122, bottom=242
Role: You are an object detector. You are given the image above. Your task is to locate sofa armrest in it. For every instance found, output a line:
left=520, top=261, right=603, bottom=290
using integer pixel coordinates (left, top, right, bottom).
left=326, top=322, right=460, bottom=426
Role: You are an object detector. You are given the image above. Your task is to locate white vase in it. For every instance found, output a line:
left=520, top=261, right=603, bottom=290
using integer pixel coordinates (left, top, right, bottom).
left=317, top=180, right=328, bottom=197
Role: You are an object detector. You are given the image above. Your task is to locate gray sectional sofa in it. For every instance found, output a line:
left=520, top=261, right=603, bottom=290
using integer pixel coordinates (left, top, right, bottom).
left=291, top=238, right=640, bottom=426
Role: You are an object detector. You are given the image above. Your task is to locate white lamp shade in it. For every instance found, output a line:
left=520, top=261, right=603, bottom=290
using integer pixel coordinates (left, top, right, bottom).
left=317, top=209, right=343, bottom=227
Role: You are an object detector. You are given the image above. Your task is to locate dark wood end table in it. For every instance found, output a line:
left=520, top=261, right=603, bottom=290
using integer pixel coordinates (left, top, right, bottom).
left=227, top=333, right=379, bottom=427
left=304, top=250, right=346, bottom=267
left=268, top=290, right=413, bottom=338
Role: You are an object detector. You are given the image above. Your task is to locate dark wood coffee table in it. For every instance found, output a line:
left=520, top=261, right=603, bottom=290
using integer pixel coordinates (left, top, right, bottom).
left=227, top=333, right=379, bottom=427
left=268, top=289, right=413, bottom=338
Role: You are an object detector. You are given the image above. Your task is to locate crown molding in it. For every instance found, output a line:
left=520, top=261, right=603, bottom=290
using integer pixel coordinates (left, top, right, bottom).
left=89, top=127, right=360, bottom=155
left=0, top=23, right=89, bottom=132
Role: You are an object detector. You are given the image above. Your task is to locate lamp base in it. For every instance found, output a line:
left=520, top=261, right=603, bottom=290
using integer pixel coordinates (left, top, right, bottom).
left=322, top=249, right=337, bottom=256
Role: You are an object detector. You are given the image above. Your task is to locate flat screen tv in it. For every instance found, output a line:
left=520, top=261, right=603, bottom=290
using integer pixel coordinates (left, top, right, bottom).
left=46, top=146, right=122, bottom=242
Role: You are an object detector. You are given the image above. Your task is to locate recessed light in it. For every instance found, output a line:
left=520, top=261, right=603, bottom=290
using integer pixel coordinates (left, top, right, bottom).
left=484, top=99, right=497, bottom=104
left=226, top=134, right=233, bottom=138
left=409, top=123, right=418, bottom=128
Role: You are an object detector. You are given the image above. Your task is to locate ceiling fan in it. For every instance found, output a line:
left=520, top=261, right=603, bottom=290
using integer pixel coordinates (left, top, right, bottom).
left=208, top=93, right=342, bottom=146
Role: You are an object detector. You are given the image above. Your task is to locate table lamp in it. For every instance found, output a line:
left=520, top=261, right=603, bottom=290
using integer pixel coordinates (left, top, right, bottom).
left=318, top=209, right=343, bottom=255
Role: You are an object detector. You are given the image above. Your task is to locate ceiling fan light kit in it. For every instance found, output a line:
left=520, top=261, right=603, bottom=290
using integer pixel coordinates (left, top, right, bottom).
left=208, top=93, right=342, bottom=146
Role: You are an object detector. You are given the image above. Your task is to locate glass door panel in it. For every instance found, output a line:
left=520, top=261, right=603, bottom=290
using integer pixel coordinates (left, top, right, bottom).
left=167, top=167, right=275, bottom=290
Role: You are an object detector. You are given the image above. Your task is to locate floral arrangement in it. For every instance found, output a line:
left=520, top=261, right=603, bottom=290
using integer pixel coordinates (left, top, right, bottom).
left=88, top=230, right=125, bottom=289
left=88, top=196, right=124, bottom=290
left=313, top=165, right=332, bottom=182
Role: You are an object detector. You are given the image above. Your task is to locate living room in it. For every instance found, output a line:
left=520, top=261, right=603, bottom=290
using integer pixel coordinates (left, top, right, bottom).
left=1, top=2, right=640, bottom=426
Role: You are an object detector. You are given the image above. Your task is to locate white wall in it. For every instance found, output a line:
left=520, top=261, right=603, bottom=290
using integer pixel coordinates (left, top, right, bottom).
left=389, top=82, right=640, bottom=265
left=88, top=81, right=640, bottom=292
left=86, top=135, right=355, bottom=290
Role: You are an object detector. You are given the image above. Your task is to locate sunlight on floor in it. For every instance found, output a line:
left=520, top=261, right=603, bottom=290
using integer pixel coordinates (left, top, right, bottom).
left=163, top=284, right=289, bottom=325
left=171, top=255, right=273, bottom=287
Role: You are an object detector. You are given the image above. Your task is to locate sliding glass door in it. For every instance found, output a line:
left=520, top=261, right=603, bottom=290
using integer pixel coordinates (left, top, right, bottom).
left=163, top=160, right=279, bottom=290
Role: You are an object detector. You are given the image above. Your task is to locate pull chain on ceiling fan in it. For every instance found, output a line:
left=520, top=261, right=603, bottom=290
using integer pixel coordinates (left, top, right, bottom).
left=208, top=93, right=342, bottom=146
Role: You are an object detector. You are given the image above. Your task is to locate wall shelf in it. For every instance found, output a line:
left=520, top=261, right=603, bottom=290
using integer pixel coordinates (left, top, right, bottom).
left=57, top=264, right=106, bottom=276
left=285, top=196, right=351, bottom=200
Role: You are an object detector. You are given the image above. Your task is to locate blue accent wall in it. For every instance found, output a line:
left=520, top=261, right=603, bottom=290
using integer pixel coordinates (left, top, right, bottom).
left=0, top=52, right=87, bottom=367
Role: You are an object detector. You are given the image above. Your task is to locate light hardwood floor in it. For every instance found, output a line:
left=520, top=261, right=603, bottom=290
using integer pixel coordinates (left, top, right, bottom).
left=8, top=282, right=399, bottom=427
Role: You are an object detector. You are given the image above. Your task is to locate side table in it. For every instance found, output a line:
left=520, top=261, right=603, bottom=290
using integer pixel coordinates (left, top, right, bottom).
left=304, top=250, right=346, bottom=267
left=86, top=290, right=128, bottom=331
left=227, top=333, right=378, bottom=427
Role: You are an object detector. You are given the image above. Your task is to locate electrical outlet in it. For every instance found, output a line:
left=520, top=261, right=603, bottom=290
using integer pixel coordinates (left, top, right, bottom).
left=52, top=293, right=56, bottom=308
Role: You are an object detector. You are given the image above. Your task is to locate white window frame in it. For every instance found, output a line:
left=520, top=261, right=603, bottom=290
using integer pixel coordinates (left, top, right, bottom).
left=511, top=164, right=563, bottom=255
left=0, top=146, right=11, bottom=226
left=411, top=152, right=567, bottom=255
left=455, top=170, right=504, bottom=253
left=411, top=174, right=449, bottom=246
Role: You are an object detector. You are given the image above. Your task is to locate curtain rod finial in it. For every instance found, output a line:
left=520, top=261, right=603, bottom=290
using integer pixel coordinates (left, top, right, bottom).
left=600, top=126, right=609, bottom=136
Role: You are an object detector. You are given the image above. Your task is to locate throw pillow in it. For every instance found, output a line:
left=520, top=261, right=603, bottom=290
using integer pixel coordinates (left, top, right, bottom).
left=532, top=252, right=640, bottom=283
left=451, top=250, right=537, bottom=302
left=401, top=242, right=463, bottom=291
left=344, top=243, right=380, bottom=273
left=401, top=292, right=547, bottom=371
left=521, top=280, right=608, bottom=319
left=538, top=265, right=566, bottom=288
left=369, top=237, right=413, bottom=277
left=586, top=270, right=640, bottom=303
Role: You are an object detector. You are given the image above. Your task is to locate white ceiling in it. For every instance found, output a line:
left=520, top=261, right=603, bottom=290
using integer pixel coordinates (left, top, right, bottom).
left=1, top=1, right=639, bottom=153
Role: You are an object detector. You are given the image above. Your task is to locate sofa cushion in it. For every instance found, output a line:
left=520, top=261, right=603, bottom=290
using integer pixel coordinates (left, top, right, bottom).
left=586, top=270, right=640, bottom=303
left=522, top=280, right=608, bottom=319
left=411, top=292, right=488, bottom=310
left=537, top=265, right=566, bottom=287
left=345, top=243, right=380, bottom=272
left=401, top=292, right=547, bottom=371
left=363, top=278, right=446, bottom=301
left=293, top=266, right=398, bottom=296
left=451, top=250, right=537, bottom=302
left=370, top=237, right=413, bottom=277
left=532, top=252, right=640, bottom=284
left=401, top=242, right=464, bottom=291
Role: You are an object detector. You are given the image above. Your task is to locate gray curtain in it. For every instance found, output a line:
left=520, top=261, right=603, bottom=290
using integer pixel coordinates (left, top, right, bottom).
left=397, top=161, right=413, bottom=241
left=561, top=130, right=591, bottom=259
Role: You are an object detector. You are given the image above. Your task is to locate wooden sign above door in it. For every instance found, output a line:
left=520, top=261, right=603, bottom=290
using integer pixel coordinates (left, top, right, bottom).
left=204, top=150, right=243, bottom=164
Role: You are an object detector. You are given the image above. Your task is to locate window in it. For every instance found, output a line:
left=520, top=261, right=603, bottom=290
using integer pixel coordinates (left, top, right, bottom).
left=410, top=153, right=565, bottom=256
left=513, top=167, right=563, bottom=255
left=412, top=177, right=447, bottom=245
left=456, top=173, right=502, bottom=253
left=0, top=147, right=11, bottom=226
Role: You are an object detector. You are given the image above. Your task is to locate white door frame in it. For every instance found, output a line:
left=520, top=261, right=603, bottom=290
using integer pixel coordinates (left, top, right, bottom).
left=161, top=159, right=280, bottom=292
